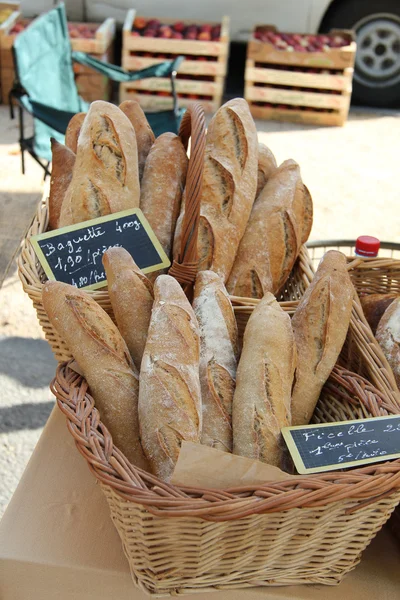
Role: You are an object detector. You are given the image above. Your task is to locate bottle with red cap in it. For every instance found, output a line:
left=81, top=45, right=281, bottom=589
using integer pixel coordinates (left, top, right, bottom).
left=355, top=236, right=380, bottom=258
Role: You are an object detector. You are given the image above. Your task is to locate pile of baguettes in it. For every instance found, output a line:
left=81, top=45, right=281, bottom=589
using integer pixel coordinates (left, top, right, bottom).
left=42, top=97, right=359, bottom=482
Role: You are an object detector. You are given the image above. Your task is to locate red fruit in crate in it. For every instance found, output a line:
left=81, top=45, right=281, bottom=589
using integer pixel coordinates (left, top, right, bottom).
left=200, top=24, right=212, bottom=33
left=147, top=19, right=160, bottom=29
left=171, top=31, right=183, bottom=39
left=211, top=25, right=221, bottom=37
left=69, top=27, right=80, bottom=38
left=254, top=31, right=262, bottom=40
left=186, top=24, right=197, bottom=32
left=159, top=30, right=173, bottom=38
left=276, top=40, right=288, bottom=49
left=143, top=29, right=156, bottom=37
left=134, top=16, right=147, bottom=30
left=294, top=44, right=306, bottom=52
left=319, top=35, right=331, bottom=45
left=173, top=21, right=185, bottom=32
left=130, top=30, right=141, bottom=37
left=292, top=34, right=302, bottom=43
left=198, top=31, right=211, bottom=41
left=186, top=31, right=197, bottom=40
left=287, top=45, right=294, bottom=52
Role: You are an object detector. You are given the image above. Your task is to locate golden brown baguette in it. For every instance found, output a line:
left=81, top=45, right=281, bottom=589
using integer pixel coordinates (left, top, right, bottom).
left=256, top=142, right=277, bottom=198
left=42, top=281, right=149, bottom=470
left=376, top=298, right=400, bottom=389
left=119, top=100, right=155, bottom=181
left=193, top=271, right=238, bottom=452
left=232, top=293, right=296, bottom=467
left=65, top=112, right=86, bottom=154
left=360, top=293, right=398, bottom=335
left=59, top=101, right=140, bottom=227
left=174, top=98, right=258, bottom=282
left=301, top=185, right=313, bottom=244
left=139, top=275, right=201, bottom=481
left=140, top=132, right=188, bottom=279
left=291, top=250, right=354, bottom=425
left=48, top=138, right=75, bottom=230
left=102, top=247, right=154, bottom=371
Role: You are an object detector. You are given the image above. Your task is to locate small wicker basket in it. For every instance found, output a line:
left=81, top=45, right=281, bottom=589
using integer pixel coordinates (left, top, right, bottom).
left=52, top=293, right=400, bottom=597
left=18, top=104, right=315, bottom=362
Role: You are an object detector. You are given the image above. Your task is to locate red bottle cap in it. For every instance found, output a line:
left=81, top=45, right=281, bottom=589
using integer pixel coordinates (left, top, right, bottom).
left=355, top=236, right=380, bottom=257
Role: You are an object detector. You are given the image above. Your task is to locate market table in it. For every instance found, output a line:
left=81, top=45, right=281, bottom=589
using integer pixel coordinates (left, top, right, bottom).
left=0, top=406, right=399, bottom=600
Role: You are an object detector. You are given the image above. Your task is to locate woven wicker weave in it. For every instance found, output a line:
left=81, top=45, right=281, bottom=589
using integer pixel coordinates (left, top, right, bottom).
left=52, top=295, right=400, bottom=596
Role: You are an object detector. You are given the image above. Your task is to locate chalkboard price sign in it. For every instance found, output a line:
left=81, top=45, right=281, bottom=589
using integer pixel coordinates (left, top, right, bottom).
left=282, top=415, right=400, bottom=474
left=30, top=209, right=170, bottom=290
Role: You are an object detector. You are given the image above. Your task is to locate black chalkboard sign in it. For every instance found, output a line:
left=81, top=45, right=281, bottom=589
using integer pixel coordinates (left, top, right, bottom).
left=30, top=209, right=170, bottom=290
left=282, top=415, right=400, bottom=474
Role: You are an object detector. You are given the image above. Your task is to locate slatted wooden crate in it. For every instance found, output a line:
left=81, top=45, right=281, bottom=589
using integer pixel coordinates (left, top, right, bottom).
left=0, top=10, right=30, bottom=103
left=120, top=9, right=229, bottom=113
left=245, top=26, right=356, bottom=127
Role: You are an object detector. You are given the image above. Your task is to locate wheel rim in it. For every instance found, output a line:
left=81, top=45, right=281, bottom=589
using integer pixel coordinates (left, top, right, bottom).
left=354, top=13, right=400, bottom=88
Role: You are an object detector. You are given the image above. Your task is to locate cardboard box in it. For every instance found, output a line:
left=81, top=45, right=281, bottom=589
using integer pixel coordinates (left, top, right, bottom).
left=0, top=407, right=399, bottom=599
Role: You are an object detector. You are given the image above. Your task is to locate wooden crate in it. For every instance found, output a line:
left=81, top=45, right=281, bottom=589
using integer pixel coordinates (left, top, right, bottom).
left=120, top=9, right=229, bottom=113
left=0, top=1, right=19, bottom=24
left=74, top=44, right=114, bottom=103
left=245, top=26, right=356, bottom=127
left=68, top=18, right=115, bottom=54
left=0, top=11, right=30, bottom=103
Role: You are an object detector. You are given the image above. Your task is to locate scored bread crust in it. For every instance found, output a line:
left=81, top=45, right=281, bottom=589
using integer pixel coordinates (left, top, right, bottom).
left=256, top=142, right=277, bottom=198
left=42, top=281, right=149, bottom=470
left=193, top=271, right=238, bottom=452
left=232, top=292, right=296, bottom=467
left=65, top=112, right=86, bottom=154
left=291, top=250, right=354, bottom=426
left=102, top=247, right=154, bottom=371
left=59, top=101, right=140, bottom=227
left=48, top=139, right=75, bottom=230
left=138, top=275, right=201, bottom=481
left=119, top=100, right=155, bottom=181
left=376, top=297, right=400, bottom=389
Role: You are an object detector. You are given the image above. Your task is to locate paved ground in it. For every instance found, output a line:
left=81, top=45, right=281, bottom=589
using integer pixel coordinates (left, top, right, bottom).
left=1, top=104, right=400, bottom=518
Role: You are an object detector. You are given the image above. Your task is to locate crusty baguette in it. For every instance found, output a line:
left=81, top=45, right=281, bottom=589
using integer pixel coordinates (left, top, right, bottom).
left=301, top=184, right=313, bottom=244
left=174, top=98, right=258, bottom=282
left=65, top=112, right=86, bottom=154
left=59, top=101, right=140, bottom=227
left=193, top=271, right=238, bottom=452
left=256, top=142, right=277, bottom=198
left=376, top=297, right=400, bottom=389
left=102, top=247, right=153, bottom=371
left=119, top=100, right=155, bottom=180
left=291, top=250, right=354, bottom=425
left=140, top=132, right=188, bottom=279
left=232, top=293, right=296, bottom=466
left=360, top=293, right=398, bottom=335
left=139, top=275, right=201, bottom=481
left=42, top=281, right=149, bottom=470
left=48, top=138, right=75, bottom=230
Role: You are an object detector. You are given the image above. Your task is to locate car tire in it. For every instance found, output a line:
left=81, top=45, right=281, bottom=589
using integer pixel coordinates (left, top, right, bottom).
left=321, top=0, right=400, bottom=107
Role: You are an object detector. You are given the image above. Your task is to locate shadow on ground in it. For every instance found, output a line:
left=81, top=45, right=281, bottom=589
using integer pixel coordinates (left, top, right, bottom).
left=0, top=336, right=57, bottom=388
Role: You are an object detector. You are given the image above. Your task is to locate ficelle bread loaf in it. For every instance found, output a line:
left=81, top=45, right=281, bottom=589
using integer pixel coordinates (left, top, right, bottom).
left=291, top=250, right=354, bottom=426
left=256, top=142, right=277, bottom=198
left=139, top=275, right=201, bottom=481
left=48, top=138, right=75, bottom=230
left=42, top=281, right=149, bottom=470
left=59, top=101, right=140, bottom=227
left=102, top=247, right=153, bottom=371
left=232, top=292, right=296, bottom=467
left=375, top=297, right=400, bottom=389
left=119, top=100, right=155, bottom=180
left=193, top=271, right=238, bottom=452
left=65, top=112, right=86, bottom=154
left=360, top=293, right=398, bottom=335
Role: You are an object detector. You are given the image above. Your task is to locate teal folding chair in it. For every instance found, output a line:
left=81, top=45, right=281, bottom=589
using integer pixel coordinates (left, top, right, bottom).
left=10, top=2, right=184, bottom=176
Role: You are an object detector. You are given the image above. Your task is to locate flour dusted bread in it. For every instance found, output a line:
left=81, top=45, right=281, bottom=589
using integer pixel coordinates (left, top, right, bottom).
left=193, top=271, right=238, bottom=452
left=139, top=275, right=201, bottom=480
left=376, top=298, right=400, bottom=389
left=291, top=250, right=354, bottom=425
left=256, top=142, right=277, bottom=198
left=232, top=293, right=296, bottom=467
left=59, top=101, right=140, bottom=227
left=65, top=112, right=86, bottom=154
left=140, top=132, right=188, bottom=278
left=42, top=281, right=149, bottom=470
left=103, top=247, right=153, bottom=371
left=48, top=138, right=75, bottom=230
left=119, top=100, right=155, bottom=180
left=360, top=293, right=398, bottom=335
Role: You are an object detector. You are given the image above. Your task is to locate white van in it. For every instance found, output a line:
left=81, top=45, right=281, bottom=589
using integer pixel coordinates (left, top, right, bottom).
left=21, top=1, right=400, bottom=107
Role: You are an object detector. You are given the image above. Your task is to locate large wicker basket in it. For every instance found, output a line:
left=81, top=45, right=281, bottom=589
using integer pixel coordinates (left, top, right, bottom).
left=52, top=292, right=400, bottom=597
left=18, top=104, right=315, bottom=362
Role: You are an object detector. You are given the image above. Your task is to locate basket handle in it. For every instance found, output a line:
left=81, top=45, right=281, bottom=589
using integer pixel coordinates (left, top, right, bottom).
left=168, top=103, right=206, bottom=297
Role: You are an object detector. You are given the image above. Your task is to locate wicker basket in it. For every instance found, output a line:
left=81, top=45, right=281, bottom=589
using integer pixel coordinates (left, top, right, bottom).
left=18, top=103, right=315, bottom=362
left=52, top=293, right=400, bottom=597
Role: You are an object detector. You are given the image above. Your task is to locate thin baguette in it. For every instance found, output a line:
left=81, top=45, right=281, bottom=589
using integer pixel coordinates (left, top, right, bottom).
left=48, top=138, right=75, bottom=230
left=119, top=100, right=155, bottom=180
left=256, top=142, right=277, bottom=198
left=65, top=112, right=86, bottom=154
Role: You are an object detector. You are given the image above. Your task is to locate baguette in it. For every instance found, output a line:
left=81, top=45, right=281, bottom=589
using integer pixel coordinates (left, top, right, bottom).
left=65, top=112, right=86, bottom=154
left=232, top=293, right=296, bottom=466
left=256, top=142, right=277, bottom=198
left=139, top=275, right=201, bottom=481
left=59, top=101, right=140, bottom=227
left=376, top=297, right=400, bottom=389
left=174, top=98, right=258, bottom=282
left=42, top=281, right=149, bottom=470
left=140, top=132, right=188, bottom=279
left=291, top=250, right=354, bottom=425
left=360, top=293, right=398, bottom=335
left=102, top=247, right=154, bottom=371
left=119, top=100, right=155, bottom=180
left=193, top=271, right=238, bottom=452
left=48, top=138, right=75, bottom=230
